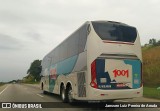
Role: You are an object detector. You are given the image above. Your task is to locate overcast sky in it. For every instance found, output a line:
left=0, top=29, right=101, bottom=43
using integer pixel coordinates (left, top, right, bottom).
left=0, top=0, right=160, bottom=82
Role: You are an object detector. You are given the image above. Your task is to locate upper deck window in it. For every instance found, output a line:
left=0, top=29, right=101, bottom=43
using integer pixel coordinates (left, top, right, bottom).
left=92, top=22, right=137, bottom=43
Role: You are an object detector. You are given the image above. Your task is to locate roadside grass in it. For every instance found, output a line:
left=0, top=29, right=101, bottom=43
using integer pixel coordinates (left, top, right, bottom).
left=0, top=83, right=4, bottom=87
left=143, top=87, right=160, bottom=99
left=23, top=81, right=40, bottom=84
left=142, top=46, right=160, bottom=87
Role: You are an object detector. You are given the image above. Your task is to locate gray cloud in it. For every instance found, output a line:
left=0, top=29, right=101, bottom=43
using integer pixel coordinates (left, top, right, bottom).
left=25, top=31, right=41, bottom=41
left=0, top=10, right=26, bottom=24
left=0, top=34, right=22, bottom=50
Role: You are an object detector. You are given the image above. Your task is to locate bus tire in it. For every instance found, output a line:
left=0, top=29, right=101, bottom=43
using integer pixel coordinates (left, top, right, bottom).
left=41, top=82, right=47, bottom=94
left=43, top=90, right=47, bottom=94
left=66, top=86, right=74, bottom=103
left=60, top=85, right=67, bottom=102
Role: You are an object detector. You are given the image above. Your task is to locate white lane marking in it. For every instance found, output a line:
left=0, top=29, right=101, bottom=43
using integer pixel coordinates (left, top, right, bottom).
left=0, top=85, right=9, bottom=95
left=36, top=94, right=43, bottom=98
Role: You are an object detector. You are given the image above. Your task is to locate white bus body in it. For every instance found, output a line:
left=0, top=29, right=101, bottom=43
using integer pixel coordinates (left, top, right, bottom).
left=40, top=21, right=143, bottom=102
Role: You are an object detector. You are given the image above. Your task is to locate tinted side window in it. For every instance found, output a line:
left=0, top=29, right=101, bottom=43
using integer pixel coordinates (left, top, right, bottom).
left=54, top=48, right=59, bottom=63
left=49, top=23, right=89, bottom=64
left=79, top=24, right=88, bottom=53
left=43, top=56, right=52, bottom=69
left=67, top=31, right=79, bottom=58
left=62, top=41, right=68, bottom=61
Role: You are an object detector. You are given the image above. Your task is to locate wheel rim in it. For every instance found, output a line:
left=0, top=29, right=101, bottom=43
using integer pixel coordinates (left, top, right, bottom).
left=62, top=89, right=65, bottom=100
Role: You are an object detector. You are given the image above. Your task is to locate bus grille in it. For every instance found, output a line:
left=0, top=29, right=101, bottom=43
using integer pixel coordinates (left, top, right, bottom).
left=77, top=72, right=86, bottom=97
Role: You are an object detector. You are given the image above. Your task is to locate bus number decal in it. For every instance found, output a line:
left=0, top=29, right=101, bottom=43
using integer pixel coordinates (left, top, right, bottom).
left=113, top=69, right=129, bottom=78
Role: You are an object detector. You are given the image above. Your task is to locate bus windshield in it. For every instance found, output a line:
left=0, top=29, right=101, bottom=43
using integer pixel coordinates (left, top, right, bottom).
left=92, top=22, right=137, bottom=43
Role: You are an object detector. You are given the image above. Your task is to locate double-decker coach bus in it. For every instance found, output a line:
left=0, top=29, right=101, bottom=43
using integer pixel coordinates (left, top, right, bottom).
left=40, top=21, right=143, bottom=103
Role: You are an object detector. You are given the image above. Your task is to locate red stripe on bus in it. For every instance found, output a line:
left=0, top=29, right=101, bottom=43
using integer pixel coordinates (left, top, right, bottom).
left=103, top=40, right=134, bottom=45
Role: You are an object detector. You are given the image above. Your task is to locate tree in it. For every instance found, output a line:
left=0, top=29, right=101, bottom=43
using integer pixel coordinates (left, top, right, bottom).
left=27, top=60, right=42, bottom=81
left=156, top=40, right=160, bottom=46
left=149, top=38, right=156, bottom=45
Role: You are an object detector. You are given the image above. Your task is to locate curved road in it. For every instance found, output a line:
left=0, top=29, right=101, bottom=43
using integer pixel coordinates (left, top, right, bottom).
left=0, top=84, right=159, bottom=111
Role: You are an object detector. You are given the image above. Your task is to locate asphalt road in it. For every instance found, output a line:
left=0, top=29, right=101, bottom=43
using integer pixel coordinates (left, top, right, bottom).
left=0, top=84, right=159, bottom=111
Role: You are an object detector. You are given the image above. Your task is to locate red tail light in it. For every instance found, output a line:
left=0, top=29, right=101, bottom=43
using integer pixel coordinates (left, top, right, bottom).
left=137, top=92, right=140, bottom=94
left=90, top=60, right=98, bottom=88
left=140, top=63, right=143, bottom=87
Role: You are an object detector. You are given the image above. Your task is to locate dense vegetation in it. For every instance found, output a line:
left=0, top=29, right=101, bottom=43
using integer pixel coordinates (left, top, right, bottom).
left=142, top=39, right=160, bottom=87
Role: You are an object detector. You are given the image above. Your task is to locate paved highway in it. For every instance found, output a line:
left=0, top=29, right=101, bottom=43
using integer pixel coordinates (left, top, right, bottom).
left=0, top=84, right=159, bottom=111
